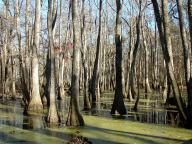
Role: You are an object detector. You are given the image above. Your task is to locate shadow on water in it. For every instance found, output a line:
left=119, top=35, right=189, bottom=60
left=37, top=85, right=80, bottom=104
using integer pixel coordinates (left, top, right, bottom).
left=85, top=124, right=185, bottom=143
left=0, top=131, right=38, bottom=144
left=183, top=139, right=192, bottom=144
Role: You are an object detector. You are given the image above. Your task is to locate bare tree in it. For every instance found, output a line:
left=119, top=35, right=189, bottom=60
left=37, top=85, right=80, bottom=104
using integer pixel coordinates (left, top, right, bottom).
left=57, top=0, right=65, bottom=100
left=66, top=0, right=84, bottom=126
left=129, top=0, right=142, bottom=100
left=46, top=0, right=60, bottom=123
left=111, top=0, right=126, bottom=115
left=81, top=0, right=91, bottom=110
left=141, top=16, right=151, bottom=94
left=152, top=0, right=187, bottom=121
left=90, top=0, right=102, bottom=107
left=1, top=0, right=9, bottom=99
left=177, top=0, right=192, bottom=128
left=28, top=0, right=43, bottom=112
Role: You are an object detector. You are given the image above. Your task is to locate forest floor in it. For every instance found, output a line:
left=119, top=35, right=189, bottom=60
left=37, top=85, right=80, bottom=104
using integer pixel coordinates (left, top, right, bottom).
left=0, top=100, right=192, bottom=144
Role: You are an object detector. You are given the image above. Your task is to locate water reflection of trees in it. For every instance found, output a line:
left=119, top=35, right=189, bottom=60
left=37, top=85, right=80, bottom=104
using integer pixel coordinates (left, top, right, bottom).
left=23, top=114, right=45, bottom=130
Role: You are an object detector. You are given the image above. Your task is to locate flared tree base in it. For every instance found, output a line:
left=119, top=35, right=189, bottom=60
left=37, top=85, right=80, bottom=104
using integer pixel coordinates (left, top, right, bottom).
left=46, top=107, right=60, bottom=124
left=66, top=106, right=84, bottom=126
left=111, top=93, right=127, bottom=115
left=28, top=100, right=43, bottom=112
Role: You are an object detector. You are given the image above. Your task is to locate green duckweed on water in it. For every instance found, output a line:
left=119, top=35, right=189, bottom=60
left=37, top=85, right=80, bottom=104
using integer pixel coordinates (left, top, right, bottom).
left=1, top=114, right=192, bottom=144
left=53, top=115, right=192, bottom=144
left=0, top=98, right=192, bottom=144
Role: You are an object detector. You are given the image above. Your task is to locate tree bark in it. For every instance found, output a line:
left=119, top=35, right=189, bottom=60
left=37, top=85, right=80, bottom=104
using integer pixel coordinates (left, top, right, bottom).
left=81, top=0, right=91, bottom=110
left=15, top=0, right=30, bottom=106
left=152, top=0, right=187, bottom=121
left=66, top=0, right=84, bottom=126
left=1, top=1, right=9, bottom=99
left=46, top=0, right=60, bottom=124
left=28, top=0, right=43, bottom=112
left=57, top=0, right=65, bottom=100
left=90, top=0, right=102, bottom=107
left=141, top=17, right=151, bottom=94
left=177, top=0, right=192, bottom=128
left=187, top=0, right=192, bottom=121
left=111, top=0, right=126, bottom=115
left=129, top=1, right=142, bottom=100
left=126, top=21, right=134, bottom=101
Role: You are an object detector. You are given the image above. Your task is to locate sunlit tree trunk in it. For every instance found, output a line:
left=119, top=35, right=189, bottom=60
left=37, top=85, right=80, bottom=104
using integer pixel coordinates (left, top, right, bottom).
left=66, top=0, right=84, bottom=126
left=152, top=0, right=187, bottom=121
left=22, top=0, right=31, bottom=105
left=28, top=0, right=43, bottom=112
left=57, top=0, right=65, bottom=100
left=25, top=0, right=31, bottom=94
left=11, top=0, right=20, bottom=100
left=111, top=0, right=126, bottom=115
left=163, top=62, right=168, bottom=102
left=46, top=0, right=60, bottom=123
left=44, top=0, right=58, bottom=105
left=10, top=39, right=16, bottom=100
left=81, top=0, right=91, bottom=110
left=100, top=0, right=108, bottom=93
left=129, top=1, right=142, bottom=100
left=152, top=23, right=158, bottom=89
left=11, top=57, right=16, bottom=100
left=1, top=1, right=9, bottom=99
left=126, top=21, right=134, bottom=101
left=141, top=17, right=151, bottom=94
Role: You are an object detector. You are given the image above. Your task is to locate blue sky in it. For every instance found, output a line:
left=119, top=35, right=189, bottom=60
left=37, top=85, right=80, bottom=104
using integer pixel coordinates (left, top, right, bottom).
left=0, top=0, right=159, bottom=44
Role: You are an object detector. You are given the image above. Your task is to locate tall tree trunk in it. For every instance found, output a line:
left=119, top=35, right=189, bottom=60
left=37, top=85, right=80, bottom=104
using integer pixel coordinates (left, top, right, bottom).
left=161, top=0, right=174, bottom=104
left=90, top=0, right=102, bottom=107
left=129, top=1, right=142, bottom=100
left=10, top=44, right=16, bottom=100
left=162, top=61, right=168, bottom=101
left=187, top=0, right=192, bottom=123
left=57, top=0, right=65, bottom=100
left=152, top=23, right=158, bottom=89
left=177, top=0, right=192, bottom=128
left=46, top=0, right=60, bottom=123
left=66, top=0, right=84, bottom=126
left=126, top=21, right=134, bottom=101
left=101, top=0, right=108, bottom=93
left=188, top=0, right=192, bottom=65
left=1, top=1, right=9, bottom=99
left=28, top=0, right=43, bottom=112
left=15, top=0, right=30, bottom=107
left=152, top=0, right=187, bottom=121
left=23, top=0, right=31, bottom=105
left=44, top=0, right=58, bottom=105
left=81, top=0, right=91, bottom=110
left=141, top=18, right=151, bottom=94
left=134, top=49, right=142, bottom=111
left=111, top=0, right=126, bottom=115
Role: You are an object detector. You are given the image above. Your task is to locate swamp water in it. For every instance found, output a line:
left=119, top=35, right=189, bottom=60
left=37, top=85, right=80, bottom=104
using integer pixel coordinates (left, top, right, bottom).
left=0, top=92, right=192, bottom=144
